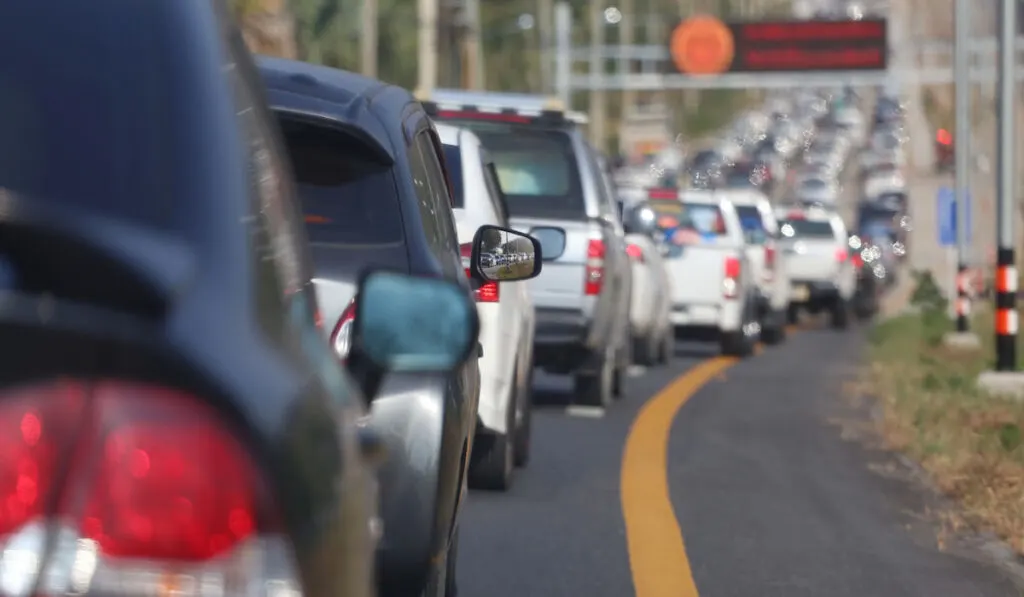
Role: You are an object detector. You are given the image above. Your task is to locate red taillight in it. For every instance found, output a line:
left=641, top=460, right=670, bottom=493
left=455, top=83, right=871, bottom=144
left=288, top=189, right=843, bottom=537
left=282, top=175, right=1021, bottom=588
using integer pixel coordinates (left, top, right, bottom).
left=852, top=252, right=864, bottom=269
left=936, top=128, right=952, bottom=145
left=647, top=188, right=678, bottom=200
left=723, top=256, right=741, bottom=299
left=835, top=248, right=848, bottom=263
left=585, top=239, right=606, bottom=295
left=331, top=299, right=357, bottom=360
left=0, top=380, right=296, bottom=592
left=461, top=242, right=499, bottom=303
left=764, top=243, right=776, bottom=269
left=626, top=243, right=645, bottom=263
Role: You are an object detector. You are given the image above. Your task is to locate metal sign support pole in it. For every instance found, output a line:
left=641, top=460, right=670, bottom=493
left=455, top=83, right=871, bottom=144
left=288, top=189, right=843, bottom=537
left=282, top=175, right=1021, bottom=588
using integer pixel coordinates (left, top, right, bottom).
left=996, top=0, right=1018, bottom=370
left=554, top=2, right=572, bottom=108
left=954, top=0, right=972, bottom=331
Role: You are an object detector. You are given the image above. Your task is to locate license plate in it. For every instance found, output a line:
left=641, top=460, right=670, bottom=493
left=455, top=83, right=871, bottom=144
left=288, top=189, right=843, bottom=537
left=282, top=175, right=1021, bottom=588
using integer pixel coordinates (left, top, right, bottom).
left=792, top=285, right=810, bottom=301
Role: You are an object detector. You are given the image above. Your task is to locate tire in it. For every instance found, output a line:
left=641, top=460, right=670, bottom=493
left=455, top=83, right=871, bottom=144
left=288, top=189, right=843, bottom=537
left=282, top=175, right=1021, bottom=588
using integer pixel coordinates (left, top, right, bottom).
left=612, top=364, right=625, bottom=398
left=658, top=331, right=673, bottom=364
left=468, top=396, right=515, bottom=491
left=830, top=298, right=850, bottom=330
left=786, top=304, right=800, bottom=325
left=720, top=331, right=754, bottom=357
left=761, top=310, right=787, bottom=345
left=513, top=367, right=532, bottom=468
left=632, top=334, right=657, bottom=366
left=574, top=351, right=613, bottom=407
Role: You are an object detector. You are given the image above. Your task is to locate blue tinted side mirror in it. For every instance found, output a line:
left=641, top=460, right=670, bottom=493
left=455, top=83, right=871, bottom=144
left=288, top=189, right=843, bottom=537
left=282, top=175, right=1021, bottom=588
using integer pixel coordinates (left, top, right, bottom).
left=346, top=270, right=479, bottom=401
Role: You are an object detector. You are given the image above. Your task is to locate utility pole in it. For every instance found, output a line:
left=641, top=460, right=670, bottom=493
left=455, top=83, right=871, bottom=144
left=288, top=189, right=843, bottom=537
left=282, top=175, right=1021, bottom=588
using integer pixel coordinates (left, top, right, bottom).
left=418, top=0, right=440, bottom=95
left=620, top=0, right=636, bottom=157
left=361, top=0, right=378, bottom=78
left=589, top=0, right=607, bottom=151
left=538, top=0, right=554, bottom=94
left=463, top=0, right=484, bottom=89
left=995, top=0, right=1018, bottom=370
left=554, top=2, right=572, bottom=108
left=953, top=0, right=973, bottom=333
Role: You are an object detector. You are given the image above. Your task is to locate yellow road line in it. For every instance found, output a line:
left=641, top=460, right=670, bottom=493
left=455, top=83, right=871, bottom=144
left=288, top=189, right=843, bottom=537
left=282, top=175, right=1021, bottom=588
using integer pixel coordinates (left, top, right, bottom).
left=620, top=356, right=737, bottom=597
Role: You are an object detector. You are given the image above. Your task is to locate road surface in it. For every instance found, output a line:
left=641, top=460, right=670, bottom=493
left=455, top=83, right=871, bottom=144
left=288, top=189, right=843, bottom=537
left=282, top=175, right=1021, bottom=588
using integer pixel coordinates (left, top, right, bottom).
left=457, top=330, right=1022, bottom=596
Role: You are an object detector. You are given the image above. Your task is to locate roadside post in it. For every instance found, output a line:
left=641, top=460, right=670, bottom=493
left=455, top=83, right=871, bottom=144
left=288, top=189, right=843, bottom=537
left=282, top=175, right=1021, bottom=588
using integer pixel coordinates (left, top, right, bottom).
left=940, top=187, right=978, bottom=350
left=978, top=0, right=1024, bottom=398
left=953, top=0, right=973, bottom=334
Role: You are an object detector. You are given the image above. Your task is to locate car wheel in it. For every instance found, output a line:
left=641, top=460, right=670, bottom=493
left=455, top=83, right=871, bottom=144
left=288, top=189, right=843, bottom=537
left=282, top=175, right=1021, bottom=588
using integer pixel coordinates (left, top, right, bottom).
left=574, top=351, right=613, bottom=407
left=658, top=330, right=673, bottom=364
left=513, top=366, right=532, bottom=468
left=761, top=310, right=787, bottom=345
left=830, top=299, right=850, bottom=330
left=468, top=400, right=515, bottom=491
left=786, top=304, right=800, bottom=325
left=632, top=334, right=655, bottom=366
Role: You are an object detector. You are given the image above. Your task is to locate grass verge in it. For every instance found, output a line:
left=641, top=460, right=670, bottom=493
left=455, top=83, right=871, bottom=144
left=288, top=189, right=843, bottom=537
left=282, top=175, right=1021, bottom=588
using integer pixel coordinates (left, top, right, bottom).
left=866, top=271, right=1024, bottom=552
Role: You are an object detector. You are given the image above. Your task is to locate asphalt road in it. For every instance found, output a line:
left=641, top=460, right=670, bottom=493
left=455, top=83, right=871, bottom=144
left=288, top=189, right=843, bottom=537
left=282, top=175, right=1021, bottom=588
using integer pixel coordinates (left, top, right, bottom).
left=457, top=329, right=1022, bottom=596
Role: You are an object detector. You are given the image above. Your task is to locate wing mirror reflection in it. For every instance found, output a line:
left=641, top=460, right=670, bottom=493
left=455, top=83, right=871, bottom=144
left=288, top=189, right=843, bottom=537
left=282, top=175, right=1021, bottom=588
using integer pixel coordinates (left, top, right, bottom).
left=470, top=225, right=544, bottom=282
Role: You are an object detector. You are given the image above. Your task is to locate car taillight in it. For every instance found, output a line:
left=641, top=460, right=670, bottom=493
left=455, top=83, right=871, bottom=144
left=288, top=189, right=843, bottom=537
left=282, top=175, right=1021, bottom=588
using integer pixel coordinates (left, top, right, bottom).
left=723, top=256, right=741, bottom=299
left=331, top=299, right=357, bottom=360
left=461, top=242, right=499, bottom=303
left=835, top=248, right=848, bottom=263
left=764, top=243, right=776, bottom=269
left=852, top=252, right=864, bottom=269
left=585, top=239, right=606, bottom=295
left=626, top=243, right=644, bottom=263
left=0, top=381, right=298, bottom=596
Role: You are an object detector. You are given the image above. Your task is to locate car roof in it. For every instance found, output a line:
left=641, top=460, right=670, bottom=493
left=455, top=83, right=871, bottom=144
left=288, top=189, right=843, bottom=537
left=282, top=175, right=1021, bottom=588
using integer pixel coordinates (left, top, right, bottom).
left=679, top=190, right=721, bottom=205
left=714, top=188, right=770, bottom=206
left=257, top=56, right=417, bottom=159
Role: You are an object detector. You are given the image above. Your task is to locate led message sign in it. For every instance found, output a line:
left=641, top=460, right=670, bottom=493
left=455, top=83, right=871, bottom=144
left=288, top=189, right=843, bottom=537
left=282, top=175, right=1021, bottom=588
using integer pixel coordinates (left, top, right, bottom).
left=667, top=17, right=888, bottom=74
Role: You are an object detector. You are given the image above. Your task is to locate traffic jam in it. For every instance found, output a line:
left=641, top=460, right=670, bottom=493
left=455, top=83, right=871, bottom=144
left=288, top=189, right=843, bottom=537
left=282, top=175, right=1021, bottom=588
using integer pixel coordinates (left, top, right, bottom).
left=0, top=4, right=915, bottom=597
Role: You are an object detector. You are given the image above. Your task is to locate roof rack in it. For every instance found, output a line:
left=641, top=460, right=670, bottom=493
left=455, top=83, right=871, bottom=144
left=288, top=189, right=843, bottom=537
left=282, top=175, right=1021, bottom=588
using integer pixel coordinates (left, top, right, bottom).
left=416, top=89, right=572, bottom=127
left=422, top=100, right=570, bottom=127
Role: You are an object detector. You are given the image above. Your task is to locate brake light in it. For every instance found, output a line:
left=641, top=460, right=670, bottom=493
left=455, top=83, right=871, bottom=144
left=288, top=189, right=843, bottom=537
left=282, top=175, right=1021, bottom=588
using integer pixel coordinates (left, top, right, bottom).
left=835, top=248, right=848, bottom=263
left=647, top=188, right=678, bottom=200
left=626, top=243, right=645, bottom=263
left=723, top=256, right=741, bottom=299
left=0, top=381, right=297, bottom=595
left=461, top=242, right=499, bottom=303
left=787, top=210, right=805, bottom=220
left=852, top=252, right=864, bottom=269
left=764, top=243, right=776, bottom=269
left=331, top=299, right=357, bottom=360
left=437, top=110, right=530, bottom=124
left=585, top=239, right=606, bottom=295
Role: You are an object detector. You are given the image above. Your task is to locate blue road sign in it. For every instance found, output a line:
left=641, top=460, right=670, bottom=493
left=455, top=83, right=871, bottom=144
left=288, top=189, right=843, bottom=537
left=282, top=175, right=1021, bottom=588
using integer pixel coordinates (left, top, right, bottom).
left=937, top=186, right=972, bottom=247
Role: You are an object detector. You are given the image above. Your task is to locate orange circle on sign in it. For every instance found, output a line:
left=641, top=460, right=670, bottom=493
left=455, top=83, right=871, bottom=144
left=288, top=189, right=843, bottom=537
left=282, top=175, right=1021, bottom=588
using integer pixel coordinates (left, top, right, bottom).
left=669, top=16, right=735, bottom=75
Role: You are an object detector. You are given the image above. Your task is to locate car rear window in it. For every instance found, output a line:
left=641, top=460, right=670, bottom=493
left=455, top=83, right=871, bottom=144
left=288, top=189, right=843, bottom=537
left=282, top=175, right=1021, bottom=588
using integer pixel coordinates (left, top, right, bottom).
left=650, top=200, right=729, bottom=238
left=735, top=205, right=767, bottom=244
left=801, top=179, right=828, bottom=189
left=469, top=128, right=584, bottom=217
left=441, top=143, right=464, bottom=208
left=278, top=117, right=404, bottom=245
left=780, top=219, right=834, bottom=238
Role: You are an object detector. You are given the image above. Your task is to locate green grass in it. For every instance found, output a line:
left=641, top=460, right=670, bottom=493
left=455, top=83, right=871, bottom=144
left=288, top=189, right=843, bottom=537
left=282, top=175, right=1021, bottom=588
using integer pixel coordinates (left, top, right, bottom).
left=867, top=301, right=1024, bottom=553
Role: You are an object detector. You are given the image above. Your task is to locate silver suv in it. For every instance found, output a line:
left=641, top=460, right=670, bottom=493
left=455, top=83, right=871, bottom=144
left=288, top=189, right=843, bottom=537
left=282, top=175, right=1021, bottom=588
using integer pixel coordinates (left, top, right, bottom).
left=424, top=90, right=633, bottom=407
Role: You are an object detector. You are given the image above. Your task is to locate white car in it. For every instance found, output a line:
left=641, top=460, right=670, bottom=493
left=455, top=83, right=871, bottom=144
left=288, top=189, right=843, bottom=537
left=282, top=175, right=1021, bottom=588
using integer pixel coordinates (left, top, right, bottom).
left=775, top=205, right=857, bottom=329
left=438, top=123, right=536, bottom=490
left=863, top=169, right=906, bottom=198
left=723, top=188, right=791, bottom=344
left=653, top=190, right=761, bottom=357
left=621, top=199, right=674, bottom=365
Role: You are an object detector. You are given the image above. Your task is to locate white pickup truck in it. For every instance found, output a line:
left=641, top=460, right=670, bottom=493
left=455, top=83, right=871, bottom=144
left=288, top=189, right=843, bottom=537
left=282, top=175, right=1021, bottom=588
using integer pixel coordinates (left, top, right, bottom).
left=650, top=190, right=761, bottom=357
left=722, top=188, right=790, bottom=344
left=775, top=205, right=856, bottom=329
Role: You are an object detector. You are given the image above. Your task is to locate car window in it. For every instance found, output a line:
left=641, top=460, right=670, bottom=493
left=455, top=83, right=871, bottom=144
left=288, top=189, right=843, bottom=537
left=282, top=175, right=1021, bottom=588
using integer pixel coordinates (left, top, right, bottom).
left=416, top=132, right=459, bottom=255
left=735, top=205, right=767, bottom=244
left=801, top=179, right=828, bottom=189
left=779, top=219, right=834, bottom=238
left=651, top=201, right=729, bottom=237
left=0, top=1, right=179, bottom=230
left=472, top=128, right=584, bottom=216
left=278, top=117, right=404, bottom=246
left=441, top=143, right=464, bottom=209
left=408, top=135, right=443, bottom=249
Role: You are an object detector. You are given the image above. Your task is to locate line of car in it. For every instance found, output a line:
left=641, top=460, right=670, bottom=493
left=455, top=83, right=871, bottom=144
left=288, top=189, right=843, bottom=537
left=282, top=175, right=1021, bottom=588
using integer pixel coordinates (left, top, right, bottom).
left=2, top=5, right=918, bottom=597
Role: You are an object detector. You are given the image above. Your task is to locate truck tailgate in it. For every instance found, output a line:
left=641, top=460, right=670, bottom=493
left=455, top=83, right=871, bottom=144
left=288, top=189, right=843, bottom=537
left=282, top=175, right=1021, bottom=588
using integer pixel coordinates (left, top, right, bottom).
left=511, top=216, right=593, bottom=311
left=787, top=239, right=838, bottom=281
left=666, top=244, right=732, bottom=305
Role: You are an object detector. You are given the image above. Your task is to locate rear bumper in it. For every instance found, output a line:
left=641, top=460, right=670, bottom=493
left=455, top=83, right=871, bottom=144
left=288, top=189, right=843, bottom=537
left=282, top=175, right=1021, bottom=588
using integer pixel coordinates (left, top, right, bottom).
left=532, top=307, right=596, bottom=373
left=789, top=279, right=840, bottom=306
left=669, top=298, right=744, bottom=333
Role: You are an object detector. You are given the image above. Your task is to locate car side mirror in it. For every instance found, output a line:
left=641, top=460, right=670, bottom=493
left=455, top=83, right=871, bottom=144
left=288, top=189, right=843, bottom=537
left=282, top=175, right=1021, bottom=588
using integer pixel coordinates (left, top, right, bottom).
left=470, top=225, right=543, bottom=282
left=346, top=270, right=480, bottom=402
left=529, top=226, right=567, bottom=261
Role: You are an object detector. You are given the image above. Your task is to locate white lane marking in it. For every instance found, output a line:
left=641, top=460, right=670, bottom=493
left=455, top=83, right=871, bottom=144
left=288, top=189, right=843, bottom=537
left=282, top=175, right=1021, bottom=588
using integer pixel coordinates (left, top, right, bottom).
left=628, top=365, right=647, bottom=378
left=565, top=406, right=606, bottom=418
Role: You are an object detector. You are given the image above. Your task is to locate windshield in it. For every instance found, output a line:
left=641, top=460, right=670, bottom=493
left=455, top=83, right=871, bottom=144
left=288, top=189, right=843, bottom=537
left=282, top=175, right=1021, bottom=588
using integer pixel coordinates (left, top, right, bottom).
left=779, top=219, right=834, bottom=238
left=801, top=179, right=828, bottom=189
left=279, top=117, right=404, bottom=245
left=650, top=201, right=729, bottom=237
left=467, top=128, right=583, bottom=217
left=442, top=143, right=464, bottom=208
